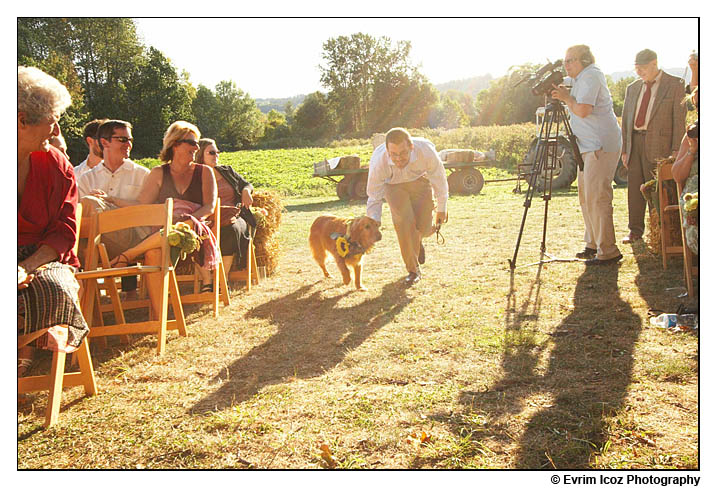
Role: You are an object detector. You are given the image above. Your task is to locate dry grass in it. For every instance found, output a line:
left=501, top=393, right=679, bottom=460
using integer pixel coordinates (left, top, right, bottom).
left=18, top=180, right=698, bottom=469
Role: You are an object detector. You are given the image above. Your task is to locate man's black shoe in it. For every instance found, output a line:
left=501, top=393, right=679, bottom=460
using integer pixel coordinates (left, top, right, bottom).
left=418, top=243, right=425, bottom=264
left=405, top=270, right=421, bottom=285
left=575, top=247, right=597, bottom=259
left=585, top=253, right=623, bottom=266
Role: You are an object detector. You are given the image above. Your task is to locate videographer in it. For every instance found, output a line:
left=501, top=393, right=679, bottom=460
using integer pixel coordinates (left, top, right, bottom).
left=551, top=44, right=623, bottom=266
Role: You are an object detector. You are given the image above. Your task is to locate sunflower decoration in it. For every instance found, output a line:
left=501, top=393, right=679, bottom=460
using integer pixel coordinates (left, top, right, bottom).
left=163, top=222, right=203, bottom=263
left=336, top=236, right=350, bottom=258
left=683, top=192, right=698, bottom=225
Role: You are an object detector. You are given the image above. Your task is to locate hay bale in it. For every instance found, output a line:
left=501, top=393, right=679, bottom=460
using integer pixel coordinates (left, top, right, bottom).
left=438, top=149, right=477, bottom=163
left=251, top=189, right=284, bottom=275
left=338, top=155, right=360, bottom=169
left=646, top=207, right=682, bottom=256
left=646, top=208, right=662, bottom=255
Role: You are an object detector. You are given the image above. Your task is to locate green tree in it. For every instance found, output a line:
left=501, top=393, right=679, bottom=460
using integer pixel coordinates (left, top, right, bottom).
left=369, top=67, right=437, bottom=131
left=475, top=62, right=545, bottom=126
left=319, top=33, right=433, bottom=135
left=261, top=109, right=290, bottom=141
left=193, top=84, right=223, bottom=140
left=62, top=18, right=144, bottom=118
left=293, top=91, right=337, bottom=140
left=125, top=47, right=196, bottom=157
left=606, top=75, right=636, bottom=117
left=444, top=89, right=478, bottom=125
left=283, top=101, right=295, bottom=126
left=428, top=93, right=469, bottom=129
left=214, top=80, right=265, bottom=150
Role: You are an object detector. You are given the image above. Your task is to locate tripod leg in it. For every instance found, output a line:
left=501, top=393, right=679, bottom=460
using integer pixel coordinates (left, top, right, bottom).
left=510, top=104, right=554, bottom=267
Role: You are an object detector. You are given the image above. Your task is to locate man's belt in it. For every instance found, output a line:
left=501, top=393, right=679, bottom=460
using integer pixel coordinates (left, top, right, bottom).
left=633, top=129, right=647, bottom=135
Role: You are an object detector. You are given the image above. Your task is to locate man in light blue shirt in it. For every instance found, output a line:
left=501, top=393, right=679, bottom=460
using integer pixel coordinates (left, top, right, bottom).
left=552, top=45, right=623, bottom=265
left=366, top=128, right=449, bottom=285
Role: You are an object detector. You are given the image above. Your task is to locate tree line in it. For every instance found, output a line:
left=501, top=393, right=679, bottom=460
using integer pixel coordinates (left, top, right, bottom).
left=18, top=19, right=634, bottom=162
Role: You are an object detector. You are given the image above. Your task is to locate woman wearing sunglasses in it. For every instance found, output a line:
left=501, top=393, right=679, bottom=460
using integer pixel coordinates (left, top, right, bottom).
left=194, top=138, right=255, bottom=274
left=111, top=121, right=220, bottom=311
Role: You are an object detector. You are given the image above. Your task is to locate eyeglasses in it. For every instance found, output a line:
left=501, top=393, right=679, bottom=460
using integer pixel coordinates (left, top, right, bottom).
left=208, top=150, right=220, bottom=156
left=389, top=149, right=410, bottom=160
left=111, top=136, right=134, bottom=143
left=563, top=57, right=576, bottom=64
left=178, top=139, right=199, bottom=147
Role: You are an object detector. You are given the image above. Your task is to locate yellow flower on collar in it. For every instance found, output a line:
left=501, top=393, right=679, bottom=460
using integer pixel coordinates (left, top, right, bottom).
left=336, top=236, right=350, bottom=258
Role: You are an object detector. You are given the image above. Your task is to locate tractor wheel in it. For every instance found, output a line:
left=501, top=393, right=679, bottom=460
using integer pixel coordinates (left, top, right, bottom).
left=613, top=157, right=628, bottom=186
left=351, top=173, right=369, bottom=200
left=522, top=136, right=578, bottom=191
left=449, top=168, right=484, bottom=194
left=336, top=176, right=352, bottom=200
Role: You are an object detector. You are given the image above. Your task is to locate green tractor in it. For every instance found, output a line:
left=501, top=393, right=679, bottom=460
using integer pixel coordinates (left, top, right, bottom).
left=520, top=106, right=627, bottom=191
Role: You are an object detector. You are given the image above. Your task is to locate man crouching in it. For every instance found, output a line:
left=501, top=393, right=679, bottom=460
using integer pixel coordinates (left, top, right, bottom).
left=365, top=128, right=449, bottom=286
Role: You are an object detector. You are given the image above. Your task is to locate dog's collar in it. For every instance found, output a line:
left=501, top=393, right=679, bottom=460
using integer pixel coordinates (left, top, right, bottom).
left=330, top=232, right=365, bottom=258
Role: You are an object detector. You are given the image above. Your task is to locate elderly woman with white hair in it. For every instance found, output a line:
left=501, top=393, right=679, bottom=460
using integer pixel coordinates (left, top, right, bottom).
left=17, top=66, right=89, bottom=376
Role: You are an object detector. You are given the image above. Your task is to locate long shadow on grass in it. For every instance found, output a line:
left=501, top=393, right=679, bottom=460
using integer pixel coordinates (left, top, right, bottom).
left=190, top=278, right=410, bottom=413
left=445, top=265, right=640, bottom=468
left=629, top=239, right=690, bottom=314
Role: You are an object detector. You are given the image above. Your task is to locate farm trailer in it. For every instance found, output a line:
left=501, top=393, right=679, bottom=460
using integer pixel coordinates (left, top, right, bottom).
left=313, top=152, right=510, bottom=201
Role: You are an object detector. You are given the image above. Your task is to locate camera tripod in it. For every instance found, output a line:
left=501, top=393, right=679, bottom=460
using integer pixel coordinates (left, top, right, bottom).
left=508, top=97, right=582, bottom=269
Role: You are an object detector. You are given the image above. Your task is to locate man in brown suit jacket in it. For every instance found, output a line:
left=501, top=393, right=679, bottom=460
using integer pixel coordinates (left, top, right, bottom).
left=621, top=49, right=686, bottom=243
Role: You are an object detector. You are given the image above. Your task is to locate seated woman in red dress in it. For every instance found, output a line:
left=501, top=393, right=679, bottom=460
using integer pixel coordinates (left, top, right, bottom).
left=17, top=66, right=89, bottom=376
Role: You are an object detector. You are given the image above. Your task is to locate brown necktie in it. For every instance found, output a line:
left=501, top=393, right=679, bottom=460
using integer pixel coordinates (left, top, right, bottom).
left=635, top=81, right=655, bottom=128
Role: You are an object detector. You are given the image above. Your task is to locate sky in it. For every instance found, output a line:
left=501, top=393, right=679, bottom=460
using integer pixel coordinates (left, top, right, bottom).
left=133, top=18, right=699, bottom=99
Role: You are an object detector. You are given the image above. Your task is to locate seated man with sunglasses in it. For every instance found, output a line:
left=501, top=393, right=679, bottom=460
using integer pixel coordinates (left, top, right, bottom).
left=78, top=119, right=151, bottom=262
left=366, top=128, right=449, bottom=285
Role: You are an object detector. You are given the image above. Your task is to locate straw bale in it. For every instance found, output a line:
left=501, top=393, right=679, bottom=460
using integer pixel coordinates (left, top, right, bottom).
left=251, top=189, right=284, bottom=275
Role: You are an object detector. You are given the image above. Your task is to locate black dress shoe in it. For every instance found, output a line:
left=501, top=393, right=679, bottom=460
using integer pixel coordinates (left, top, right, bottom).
left=576, top=247, right=597, bottom=259
left=418, top=243, right=425, bottom=264
left=585, top=253, right=623, bottom=266
left=405, top=270, right=421, bottom=285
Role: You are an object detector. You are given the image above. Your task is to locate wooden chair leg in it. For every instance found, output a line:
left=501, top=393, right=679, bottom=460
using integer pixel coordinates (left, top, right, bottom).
left=218, top=259, right=231, bottom=307
left=250, top=245, right=259, bottom=287
left=75, top=339, right=98, bottom=396
left=45, top=350, right=67, bottom=428
left=169, top=270, right=187, bottom=337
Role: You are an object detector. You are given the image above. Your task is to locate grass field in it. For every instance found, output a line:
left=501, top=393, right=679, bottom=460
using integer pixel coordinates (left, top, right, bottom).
left=18, top=167, right=698, bottom=469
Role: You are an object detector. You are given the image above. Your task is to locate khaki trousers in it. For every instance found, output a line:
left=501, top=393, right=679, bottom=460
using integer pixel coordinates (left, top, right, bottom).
left=384, top=178, right=434, bottom=274
left=577, top=149, right=621, bottom=260
left=626, top=132, right=655, bottom=236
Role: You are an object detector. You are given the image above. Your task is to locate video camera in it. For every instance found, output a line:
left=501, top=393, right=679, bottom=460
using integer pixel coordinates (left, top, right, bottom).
left=514, top=59, right=565, bottom=97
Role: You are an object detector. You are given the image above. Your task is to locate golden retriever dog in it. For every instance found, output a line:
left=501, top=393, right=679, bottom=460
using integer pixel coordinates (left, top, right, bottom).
left=309, top=215, right=382, bottom=290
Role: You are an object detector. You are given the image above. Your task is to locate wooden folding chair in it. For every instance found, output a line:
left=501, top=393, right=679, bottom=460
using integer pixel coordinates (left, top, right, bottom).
left=677, top=181, right=698, bottom=297
left=227, top=238, right=259, bottom=290
left=225, top=218, right=259, bottom=291
left=18, top=202, right=99, bottom=428
left=76, top=199, right=186, bottom=355
left=174, top=198, right=230, bottom=317
left=657, top=163, right=683, bottom=270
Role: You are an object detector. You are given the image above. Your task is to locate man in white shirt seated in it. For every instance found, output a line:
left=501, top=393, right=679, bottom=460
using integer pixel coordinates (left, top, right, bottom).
left=366, top=128, right=449, bottom=285
left=74, top=118, right=107, bottom=180
left=78, top=119, right=150, bottom=260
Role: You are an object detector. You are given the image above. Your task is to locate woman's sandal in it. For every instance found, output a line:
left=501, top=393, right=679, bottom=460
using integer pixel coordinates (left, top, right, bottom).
left=200, top=283, right=214, bottom=293
left=111, top=253, right=130, bottom=268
